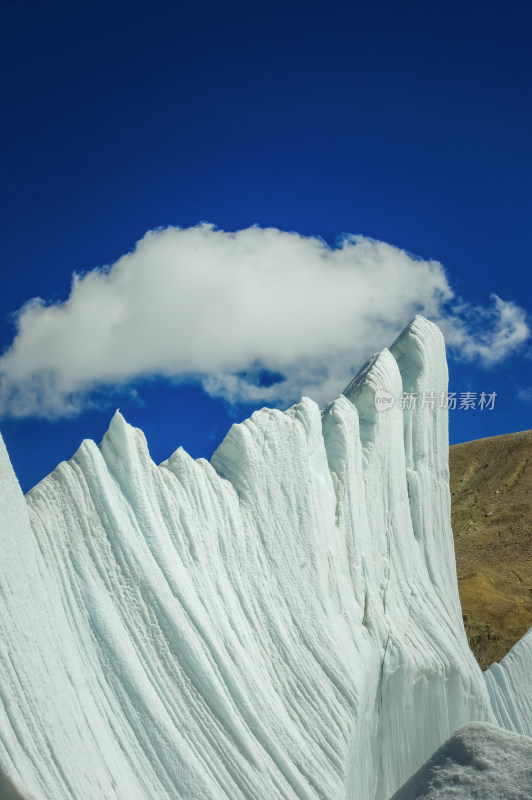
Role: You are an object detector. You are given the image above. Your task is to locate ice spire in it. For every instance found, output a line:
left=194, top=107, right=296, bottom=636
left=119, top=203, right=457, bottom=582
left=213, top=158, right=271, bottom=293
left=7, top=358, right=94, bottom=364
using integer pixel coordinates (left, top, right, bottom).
left=0, top=317, right=497, bottom=800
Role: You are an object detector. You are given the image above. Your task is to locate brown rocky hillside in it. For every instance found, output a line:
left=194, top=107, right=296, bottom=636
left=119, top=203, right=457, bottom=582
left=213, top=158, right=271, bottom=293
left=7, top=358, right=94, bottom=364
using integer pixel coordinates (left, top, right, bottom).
left=450, top=429, right=532, bottom=670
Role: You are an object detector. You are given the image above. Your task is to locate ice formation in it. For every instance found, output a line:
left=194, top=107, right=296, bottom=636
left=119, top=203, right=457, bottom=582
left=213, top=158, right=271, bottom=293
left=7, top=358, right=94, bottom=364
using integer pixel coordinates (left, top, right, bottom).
left=485, top=625, right=532, bottom=737
left=0, top=315, right=524, bottom=800
left=390, top=722, right=532, bottom=800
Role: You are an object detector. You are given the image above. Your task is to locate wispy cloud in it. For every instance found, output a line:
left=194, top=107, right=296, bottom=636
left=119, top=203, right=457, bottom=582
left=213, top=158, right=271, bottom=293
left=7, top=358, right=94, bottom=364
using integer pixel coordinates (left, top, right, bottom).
left=0, top=224, right=529, bottom=419
left=517, top=386, right=532, bottom=403
left=440, top=294, right=530, bottom=366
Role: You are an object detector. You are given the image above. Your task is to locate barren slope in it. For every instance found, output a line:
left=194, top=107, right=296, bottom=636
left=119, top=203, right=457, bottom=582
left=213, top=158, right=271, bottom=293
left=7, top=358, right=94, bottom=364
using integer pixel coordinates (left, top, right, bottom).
left=450, top=429, right=532, bottom=669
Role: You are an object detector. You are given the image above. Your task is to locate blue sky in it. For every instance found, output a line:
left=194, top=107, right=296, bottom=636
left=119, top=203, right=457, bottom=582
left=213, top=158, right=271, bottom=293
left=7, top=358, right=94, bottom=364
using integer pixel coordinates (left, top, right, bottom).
left=1, top=0, right=531, bottom=492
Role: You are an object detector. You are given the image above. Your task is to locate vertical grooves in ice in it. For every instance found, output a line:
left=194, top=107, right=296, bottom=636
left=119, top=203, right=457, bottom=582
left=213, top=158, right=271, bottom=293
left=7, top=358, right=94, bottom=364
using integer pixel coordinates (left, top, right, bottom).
left=0, top=316, right=498, bottom=800
left=484, top=626, right=532, bottom=737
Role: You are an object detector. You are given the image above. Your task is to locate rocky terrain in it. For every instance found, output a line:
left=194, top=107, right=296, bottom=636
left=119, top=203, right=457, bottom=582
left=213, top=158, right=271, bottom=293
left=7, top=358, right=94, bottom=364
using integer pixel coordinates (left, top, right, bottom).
left=451, top=429, right=532, bottom=669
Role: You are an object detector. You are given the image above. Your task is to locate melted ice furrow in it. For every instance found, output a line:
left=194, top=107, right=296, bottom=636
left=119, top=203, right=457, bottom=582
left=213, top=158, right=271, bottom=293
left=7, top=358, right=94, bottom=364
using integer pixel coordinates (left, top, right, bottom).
left=0, top=316, right=499, bottom=800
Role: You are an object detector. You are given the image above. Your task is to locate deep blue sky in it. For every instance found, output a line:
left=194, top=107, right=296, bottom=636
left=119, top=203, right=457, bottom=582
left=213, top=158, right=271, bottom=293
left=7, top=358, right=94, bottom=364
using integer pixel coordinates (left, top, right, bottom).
left=1, top=0, right=531, bottom=492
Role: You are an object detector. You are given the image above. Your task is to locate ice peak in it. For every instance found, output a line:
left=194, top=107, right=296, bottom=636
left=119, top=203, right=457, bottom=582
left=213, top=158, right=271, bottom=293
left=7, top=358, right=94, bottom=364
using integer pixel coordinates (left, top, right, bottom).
left=393, top=314, right=441, bottom=341
left=341, top=317, right=442, bottom=406
left=99, top=408, right=151, bottom=472
left=102, top=408, right=138, bottom=444
left=0, top=315, right=507, bottom=800
left=108, top=407, right=127, bottom=430
left=402, top=313, right=435, bottom=333
left=390, top=315, right=446, bottom=390
left=342, top=347, right=400, bottom=403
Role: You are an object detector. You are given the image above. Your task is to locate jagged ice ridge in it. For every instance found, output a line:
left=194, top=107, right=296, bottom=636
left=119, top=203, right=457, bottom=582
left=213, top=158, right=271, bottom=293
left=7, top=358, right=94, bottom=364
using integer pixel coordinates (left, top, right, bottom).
left=0, top=316, right=530, bottom=800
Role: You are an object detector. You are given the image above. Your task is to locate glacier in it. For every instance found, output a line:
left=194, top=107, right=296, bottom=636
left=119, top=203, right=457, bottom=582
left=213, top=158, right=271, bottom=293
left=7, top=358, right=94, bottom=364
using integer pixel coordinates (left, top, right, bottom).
left=484, top=625, right=532, bottom=738
left=0, top=314, right=528, bottom=800
left=390, top=722, right=532, bottom=800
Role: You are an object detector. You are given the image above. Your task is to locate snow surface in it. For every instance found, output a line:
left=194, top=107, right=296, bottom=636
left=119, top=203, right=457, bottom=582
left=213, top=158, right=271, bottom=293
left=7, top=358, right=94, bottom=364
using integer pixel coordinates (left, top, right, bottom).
left=0, top=316, right=504, bottom=800
left=485, top=626, right=532, bottom=737
left=390, top=722, right=532, bottom=800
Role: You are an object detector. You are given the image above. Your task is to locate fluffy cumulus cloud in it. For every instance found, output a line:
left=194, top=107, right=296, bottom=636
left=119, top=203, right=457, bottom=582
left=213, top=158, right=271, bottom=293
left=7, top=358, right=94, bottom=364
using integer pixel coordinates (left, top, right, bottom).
left=0, top=224, right=529, bottom=419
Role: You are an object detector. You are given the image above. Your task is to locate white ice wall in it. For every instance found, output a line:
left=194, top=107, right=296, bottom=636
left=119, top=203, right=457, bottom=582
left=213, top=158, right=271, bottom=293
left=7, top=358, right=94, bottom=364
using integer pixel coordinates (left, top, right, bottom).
left=485, top=626, right=532, bottom=737
left=390, top=722, right=532, bottom=800
left=0, top=316, right=495, bottom=800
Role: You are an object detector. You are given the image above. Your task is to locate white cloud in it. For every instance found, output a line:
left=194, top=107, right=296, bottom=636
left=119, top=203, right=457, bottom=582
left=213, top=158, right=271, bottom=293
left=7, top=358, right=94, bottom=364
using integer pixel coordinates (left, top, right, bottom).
left=0, top=224, right=529, bottom=419
left=439, top=293, right=530, bottom=366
